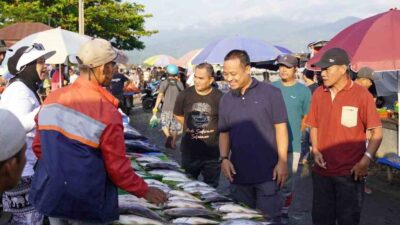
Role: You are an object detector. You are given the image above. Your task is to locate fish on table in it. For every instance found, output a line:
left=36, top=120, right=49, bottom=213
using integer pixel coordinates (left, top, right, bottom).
left=164, top=200, right=206, bottom=209
left=222, top=212, right=264, bottom=220
left=172, top=217, right=219, bottom=224
left=219, top=219, right=265, bottom=225
left=163, top=208, right=219, bottom=219
left=114, top=214, right=164, bottom=225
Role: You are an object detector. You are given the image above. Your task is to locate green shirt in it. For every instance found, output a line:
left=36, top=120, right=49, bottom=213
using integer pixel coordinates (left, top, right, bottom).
left=272, top=81, right=311, bottom=152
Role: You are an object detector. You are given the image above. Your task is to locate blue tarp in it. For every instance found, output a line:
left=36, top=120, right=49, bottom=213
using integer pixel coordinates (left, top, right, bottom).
left=377, top=155, right=400, bottom=170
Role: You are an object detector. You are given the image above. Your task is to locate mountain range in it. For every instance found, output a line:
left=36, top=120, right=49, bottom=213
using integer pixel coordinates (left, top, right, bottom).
left=127, top=16, right=360, bottom=64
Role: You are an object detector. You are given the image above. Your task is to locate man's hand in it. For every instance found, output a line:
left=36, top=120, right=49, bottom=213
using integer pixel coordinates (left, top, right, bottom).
left=152, top=107, right=158, bottom=116
left=313, top=149, right=327, bottom=169
left=273, top=160, right=288, bottom=188
left=351, top=156, right=370, bottom=181
left=143, top=187, right=167, bottom=204
left=221, top=159, right=236, bottom=183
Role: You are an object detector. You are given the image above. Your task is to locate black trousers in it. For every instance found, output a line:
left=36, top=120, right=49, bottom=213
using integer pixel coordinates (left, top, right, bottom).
left=181, top=157, right=220, bottom=188
left=312, top=172, right=364, bottom=225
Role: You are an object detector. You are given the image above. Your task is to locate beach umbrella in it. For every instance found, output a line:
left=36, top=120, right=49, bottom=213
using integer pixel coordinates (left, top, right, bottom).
left=274, top=45, right=293, bottom=54
left=307, top=9, right=400, bottom=72
left=176, top=48, right=202, bottom=68
left=143, top=54, right=178, bottom=67
left=192, top=36, right=282, bottom=65
left=2, top=27, right=92, bottom=65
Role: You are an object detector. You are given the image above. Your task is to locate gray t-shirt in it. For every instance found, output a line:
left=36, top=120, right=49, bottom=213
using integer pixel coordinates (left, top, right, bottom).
left=158, top=78, right=184, bottom=112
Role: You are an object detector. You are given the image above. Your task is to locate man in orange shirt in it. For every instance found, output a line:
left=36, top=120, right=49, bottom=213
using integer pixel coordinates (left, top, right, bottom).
left=307, top=48, right=382, bottom=225
left=30, top=38, right=166, bottom=225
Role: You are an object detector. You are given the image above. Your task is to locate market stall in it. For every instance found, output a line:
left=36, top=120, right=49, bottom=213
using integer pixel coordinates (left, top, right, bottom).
left=116, top=115, right=270, bottom=225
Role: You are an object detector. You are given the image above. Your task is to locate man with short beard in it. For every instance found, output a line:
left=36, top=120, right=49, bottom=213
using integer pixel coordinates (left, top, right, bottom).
left=219, top=50, right=289, bottom=224
left=173, top=63, right=222, bottom=187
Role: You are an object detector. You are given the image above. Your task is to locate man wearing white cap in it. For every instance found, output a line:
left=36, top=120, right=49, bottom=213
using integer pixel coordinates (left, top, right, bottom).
left=30, top=38, right=166, bottom=225
left=0, top=109, right=26, bottom=193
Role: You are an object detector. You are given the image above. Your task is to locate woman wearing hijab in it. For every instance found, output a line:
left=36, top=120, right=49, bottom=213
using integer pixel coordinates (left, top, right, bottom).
left=0, top=44, right=55, bottom=225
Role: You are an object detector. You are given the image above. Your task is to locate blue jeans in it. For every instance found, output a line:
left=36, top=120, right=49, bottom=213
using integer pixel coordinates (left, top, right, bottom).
left=312, top=173, right=364, bottom=225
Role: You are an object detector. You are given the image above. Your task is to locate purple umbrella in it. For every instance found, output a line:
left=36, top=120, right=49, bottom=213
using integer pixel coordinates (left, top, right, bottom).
left=192, top=36, right=282, bottom=65
left=274, top=45, right=293, bottom=54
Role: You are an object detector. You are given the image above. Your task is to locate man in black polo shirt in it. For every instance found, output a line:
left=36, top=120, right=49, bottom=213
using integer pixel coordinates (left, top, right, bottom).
left=219, top=50, right=289, bottom=224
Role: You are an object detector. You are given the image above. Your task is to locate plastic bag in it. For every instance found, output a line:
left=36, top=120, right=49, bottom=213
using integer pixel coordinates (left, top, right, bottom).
left=149, top=115, right=159, bottom=128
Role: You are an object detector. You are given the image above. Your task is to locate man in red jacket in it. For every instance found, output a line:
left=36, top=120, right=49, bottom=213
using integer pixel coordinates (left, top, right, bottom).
left=30, top=38, right=166, bottom=225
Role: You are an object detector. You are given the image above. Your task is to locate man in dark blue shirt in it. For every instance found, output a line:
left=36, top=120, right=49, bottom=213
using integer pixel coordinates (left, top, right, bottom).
left=219, top=50, right=289, bottom=224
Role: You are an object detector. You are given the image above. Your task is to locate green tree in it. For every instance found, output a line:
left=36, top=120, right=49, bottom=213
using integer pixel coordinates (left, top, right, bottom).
left=0, top=0, right=157, bottom=50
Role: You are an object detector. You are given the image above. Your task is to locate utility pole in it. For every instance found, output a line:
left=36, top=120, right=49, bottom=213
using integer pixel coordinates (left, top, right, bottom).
left=78, top=0, right=84, bottom=35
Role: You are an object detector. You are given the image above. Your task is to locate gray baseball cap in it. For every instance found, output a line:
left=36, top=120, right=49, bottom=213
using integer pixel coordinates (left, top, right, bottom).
left=277, top=54, right=299, bottom=67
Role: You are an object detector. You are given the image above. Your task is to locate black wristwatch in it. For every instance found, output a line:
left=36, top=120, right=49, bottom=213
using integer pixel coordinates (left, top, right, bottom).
left=219, top=156, right=229, bottom=163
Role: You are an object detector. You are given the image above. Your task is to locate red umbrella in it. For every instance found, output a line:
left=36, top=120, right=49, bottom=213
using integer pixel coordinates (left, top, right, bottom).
left=307, top=8, right=400, bottom=72
left=176, top=48, right=202, bottom=68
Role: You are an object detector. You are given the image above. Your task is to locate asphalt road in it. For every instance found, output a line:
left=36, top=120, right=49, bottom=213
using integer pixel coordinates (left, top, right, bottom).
left=129, top=106, right=400, bottom=225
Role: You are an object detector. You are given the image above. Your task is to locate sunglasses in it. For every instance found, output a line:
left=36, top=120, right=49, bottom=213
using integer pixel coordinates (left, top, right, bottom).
left=24, top=43, right=45, bottom=53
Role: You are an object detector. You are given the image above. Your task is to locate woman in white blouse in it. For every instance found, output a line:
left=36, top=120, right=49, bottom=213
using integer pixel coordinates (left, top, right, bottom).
left=0, top=44, right=55, bottom=225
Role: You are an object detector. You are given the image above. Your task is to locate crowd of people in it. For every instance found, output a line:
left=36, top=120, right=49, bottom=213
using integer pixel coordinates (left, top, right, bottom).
left=0, top=35, right=384, bottom=225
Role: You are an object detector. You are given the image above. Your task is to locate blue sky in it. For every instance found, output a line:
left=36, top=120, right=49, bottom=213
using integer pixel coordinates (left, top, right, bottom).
left=131, top=0, right=399, bottom=31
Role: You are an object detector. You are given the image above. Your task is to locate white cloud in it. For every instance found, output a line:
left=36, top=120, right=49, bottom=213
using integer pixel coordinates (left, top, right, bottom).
left=132, top=0, right=399, bottom=30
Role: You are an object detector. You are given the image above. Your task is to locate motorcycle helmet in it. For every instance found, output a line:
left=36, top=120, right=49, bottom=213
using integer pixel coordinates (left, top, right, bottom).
left=166, top=64, right=179, bottom=76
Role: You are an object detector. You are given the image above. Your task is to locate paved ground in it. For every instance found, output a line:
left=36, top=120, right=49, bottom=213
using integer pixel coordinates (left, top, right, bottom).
left=130, top=106, right=400, bottom=225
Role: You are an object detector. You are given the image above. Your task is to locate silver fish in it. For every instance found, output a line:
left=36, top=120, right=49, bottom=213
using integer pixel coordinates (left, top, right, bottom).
left=149, top=170, right=188, bottom=179
left=172, top=217, right=219, bottom=224
left=168, top=196, right=203, bottom=203
left=136, top=156, right=162, bottom=163
left=145, top=179, right=169, bottom=187
left=115, top=215, right=164, bottom=225
left=176, top=181, right=210, bottom=189
left=163, top=208, right=219, bottom=219
left=162, top=176, right=191, bottom=183
left=118, top=203, right=164, bottom=222
left=183, top=186, right=216, bottom=195
left=219, top=219, right=264, bottom=225
left=118, top=194, right=160, bottom=209
left=216, top=203, right=260, bottom=214
left=169, top=190, right=197, bottom=198
left=165, top=200, right=206, bottom=209
left=201, top=192, right=232, bottom=203
left=222, top=213, right=264, bottom=220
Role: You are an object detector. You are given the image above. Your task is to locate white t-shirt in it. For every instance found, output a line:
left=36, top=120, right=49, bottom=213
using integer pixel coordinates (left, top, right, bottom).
left=0, top=81, right=40, bottom=177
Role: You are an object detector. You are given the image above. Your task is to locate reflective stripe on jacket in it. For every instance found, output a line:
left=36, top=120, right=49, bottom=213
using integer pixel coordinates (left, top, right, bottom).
left=30, top=77, right=148, bottom=223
